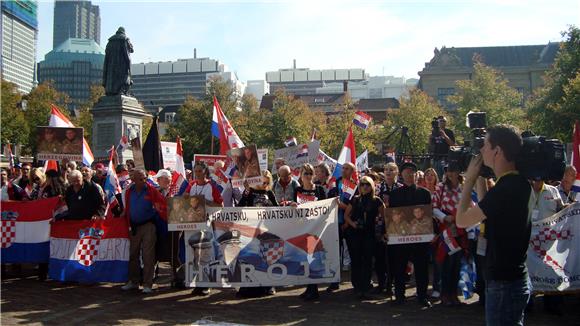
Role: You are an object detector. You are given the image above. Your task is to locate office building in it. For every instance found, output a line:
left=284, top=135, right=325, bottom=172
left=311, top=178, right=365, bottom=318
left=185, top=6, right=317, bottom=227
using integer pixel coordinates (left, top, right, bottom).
left=245, top=80, right=269, bottom=101
left=1, top=0, right=38, bottom=93
left=53, top=0, right=100, bottom=48
left=37, top=38, right=105, bottom=110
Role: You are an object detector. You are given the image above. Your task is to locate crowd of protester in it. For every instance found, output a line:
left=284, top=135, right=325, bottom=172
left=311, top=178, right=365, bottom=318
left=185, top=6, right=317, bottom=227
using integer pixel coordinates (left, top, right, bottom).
left=2, top=125, right=578, bottom=323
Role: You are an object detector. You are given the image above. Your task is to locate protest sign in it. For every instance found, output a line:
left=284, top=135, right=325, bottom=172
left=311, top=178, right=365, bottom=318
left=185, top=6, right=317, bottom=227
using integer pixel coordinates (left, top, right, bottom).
left=528, top=202, right=580, bottom=293
left=1, top=197, right=59, bottom=263
left=168, top=196, right=207, bottom=231
left=160, top=141, right=177, bottom=170
left=130, top=137, right=145, bottom=169
left=184, top=198, right=339, bottom=287
left=227, top=145, right=262, bottom=188
left=272, top=140, right=321, bottom=171
left=36, top=126, right=84, bottom=161
left=317, top=149, right=337, bottom=173
left=49, top=217, right=130, bottom=283
left=385, top=204, right=434, bottom=244
left=193, top=154, right=228, bottom=173
left=257, top=148, right=268, bottom=171
left=356, top=150, right=368, bottom=173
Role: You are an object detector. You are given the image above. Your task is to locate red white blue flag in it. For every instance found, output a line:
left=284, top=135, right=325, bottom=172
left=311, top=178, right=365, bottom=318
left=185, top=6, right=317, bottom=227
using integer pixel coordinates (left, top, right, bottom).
left=285, top=137, right=298, bottom=147
left=211, top=96, right=244, bottom=155
left=353, top=110, right=372, bottom=130
left=103, top=146, right=121, bottom=215
left=1, top=197, right=60, bottom=263
left=169, top=136, right=189, bottom=196
left=332, top=127, right=357, bottom=181
left=49, top=218, right=129, bottom=283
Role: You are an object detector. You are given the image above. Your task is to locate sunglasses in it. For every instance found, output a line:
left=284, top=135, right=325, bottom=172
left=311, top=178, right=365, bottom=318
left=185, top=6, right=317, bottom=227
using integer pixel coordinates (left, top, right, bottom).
left=303, top=172, right=313, bottom=176
left=360, top=182, right=372, bottom=187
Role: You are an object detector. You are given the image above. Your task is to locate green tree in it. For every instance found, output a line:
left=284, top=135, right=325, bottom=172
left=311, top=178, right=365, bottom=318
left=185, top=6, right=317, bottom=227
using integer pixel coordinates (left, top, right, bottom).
left=265, top=89, right=326, bottom=149
left=528, top=26, right=580, bottom=142
left=449, top=59, right=527, bottom=137
left=1, top=80, right=29, bottom=148
left=380, top=89, right=447, bottom=154
left=21, top=81, right=71, bottom=155
left=165, top=77, right=240, bottom=160
left=319, top=95, right=380, bottom=158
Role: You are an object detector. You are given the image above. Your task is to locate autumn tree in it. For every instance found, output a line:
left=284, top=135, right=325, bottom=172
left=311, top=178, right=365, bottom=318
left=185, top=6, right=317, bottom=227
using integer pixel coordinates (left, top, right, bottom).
left=380, top=89, right=447, bottom=154
left=528, top=25, right=580, bottom=142
left=449, top=59, right=527, bottom=137
left=1, top=80, right=29, bottom=148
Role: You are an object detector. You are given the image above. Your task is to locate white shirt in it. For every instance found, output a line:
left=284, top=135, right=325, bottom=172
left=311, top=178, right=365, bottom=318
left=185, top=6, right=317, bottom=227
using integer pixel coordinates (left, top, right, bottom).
left=188, top=182, right=213, bottom=202
left=531, top=183, right=564, bottom=222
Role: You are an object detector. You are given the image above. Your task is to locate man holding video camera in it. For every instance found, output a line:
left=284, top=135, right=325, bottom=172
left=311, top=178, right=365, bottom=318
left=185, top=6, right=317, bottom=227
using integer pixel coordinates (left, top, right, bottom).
left=429, top=116, right=456, bottom=176
left=457, top=125, right=532, bottom=326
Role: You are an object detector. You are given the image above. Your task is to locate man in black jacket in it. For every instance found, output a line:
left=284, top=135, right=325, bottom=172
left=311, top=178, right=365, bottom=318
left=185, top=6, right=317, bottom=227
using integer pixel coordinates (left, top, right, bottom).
left=64, top=170, right=106, bottom=220
left=389, top=162, right=432, bottom=308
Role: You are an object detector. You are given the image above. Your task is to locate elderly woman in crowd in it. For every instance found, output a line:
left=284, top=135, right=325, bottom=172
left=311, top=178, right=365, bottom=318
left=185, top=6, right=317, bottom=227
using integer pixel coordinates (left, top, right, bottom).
left=25, top=168, right=45, bottom=200
left=344, top=176, right=386, bottom=299
left=314, top=163, right=333, bottom=196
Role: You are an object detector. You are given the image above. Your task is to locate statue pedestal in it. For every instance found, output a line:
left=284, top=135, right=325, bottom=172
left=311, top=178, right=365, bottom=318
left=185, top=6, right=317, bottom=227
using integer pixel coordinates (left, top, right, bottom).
left=90, top=95, right=150, bottom=162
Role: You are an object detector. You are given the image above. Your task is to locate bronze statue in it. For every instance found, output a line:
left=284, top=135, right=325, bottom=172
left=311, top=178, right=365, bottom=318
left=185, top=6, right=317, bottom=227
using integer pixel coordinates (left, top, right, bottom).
left=103, top=27, right=134, bottom=96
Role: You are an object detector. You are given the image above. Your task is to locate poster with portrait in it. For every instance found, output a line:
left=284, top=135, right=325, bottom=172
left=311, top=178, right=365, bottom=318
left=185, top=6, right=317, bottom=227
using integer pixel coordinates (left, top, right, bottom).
left=257, top=148, right=268, bottom=171
left=36, top=126, right=84, bottom=161
left=168, top=196, right=207, bottom=231
left=227, top=144, right=263, bottom=188
left=385, top=204, right=434, bottom=244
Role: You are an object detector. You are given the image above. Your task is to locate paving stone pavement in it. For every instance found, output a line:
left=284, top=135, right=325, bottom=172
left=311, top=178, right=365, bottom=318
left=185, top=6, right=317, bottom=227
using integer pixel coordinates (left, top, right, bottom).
left=2, top=265, right=579, bottom=325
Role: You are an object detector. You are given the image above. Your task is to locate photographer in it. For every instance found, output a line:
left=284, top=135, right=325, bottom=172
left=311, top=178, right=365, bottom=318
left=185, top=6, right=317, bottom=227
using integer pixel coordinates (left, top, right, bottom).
left=429, top=116, right=456, bottom=177
left=456, top=125, right=532, bottom=326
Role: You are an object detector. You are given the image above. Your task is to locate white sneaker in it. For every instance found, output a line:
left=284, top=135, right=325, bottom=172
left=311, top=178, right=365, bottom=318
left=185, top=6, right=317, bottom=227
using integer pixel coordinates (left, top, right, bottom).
left=121, top=281, right=138, bottom=291
left=142, top=287, right=153, bottom=294
left=431, top=291, right=440, bottom=298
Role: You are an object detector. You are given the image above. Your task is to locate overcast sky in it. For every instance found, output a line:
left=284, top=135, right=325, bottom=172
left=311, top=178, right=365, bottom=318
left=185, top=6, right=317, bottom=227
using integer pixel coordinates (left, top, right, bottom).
left=36, top=0, right=579, bottom=81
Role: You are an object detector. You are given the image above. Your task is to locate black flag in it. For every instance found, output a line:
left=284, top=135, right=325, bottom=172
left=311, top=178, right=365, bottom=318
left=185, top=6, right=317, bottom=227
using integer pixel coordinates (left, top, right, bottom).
left=142, top=116, right=163, bottom=171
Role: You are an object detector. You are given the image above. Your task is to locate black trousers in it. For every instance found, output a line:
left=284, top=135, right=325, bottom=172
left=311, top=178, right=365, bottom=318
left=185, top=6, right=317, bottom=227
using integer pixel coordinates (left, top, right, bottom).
left=390, top=242, right=430, bottom=300
left=373, top=241, right=387, bottom=288
left=345, top=229, right=375, bottom=293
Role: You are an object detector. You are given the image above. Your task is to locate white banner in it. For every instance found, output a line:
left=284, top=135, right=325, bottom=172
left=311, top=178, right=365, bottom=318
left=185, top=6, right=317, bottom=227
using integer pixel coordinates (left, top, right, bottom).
left=317, top=149, right=337, bottom=173
left=356, top=150, right=368, bottom=172
left=528, top=202, right=580, bottom=293
left=184, top=198, right=340, bottom=287
left=257, top=148, right=268, bottom=172
left=272, top=140, right=321, bottom=171
left=160, top=141, right=177, bottom=170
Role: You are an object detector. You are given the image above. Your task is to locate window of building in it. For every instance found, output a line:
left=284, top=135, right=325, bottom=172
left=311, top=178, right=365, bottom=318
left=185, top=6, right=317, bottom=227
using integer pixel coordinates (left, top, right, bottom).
left=437, top=87, right=455, bottom=108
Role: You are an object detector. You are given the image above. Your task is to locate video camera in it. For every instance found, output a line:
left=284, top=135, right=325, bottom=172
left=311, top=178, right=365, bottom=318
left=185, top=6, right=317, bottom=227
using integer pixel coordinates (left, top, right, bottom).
left=447, top=112, right=566, bottom=180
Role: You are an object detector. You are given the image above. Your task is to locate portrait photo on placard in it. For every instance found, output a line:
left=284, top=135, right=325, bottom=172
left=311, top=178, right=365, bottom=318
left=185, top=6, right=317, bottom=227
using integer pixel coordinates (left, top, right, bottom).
left=36, top=126, right=84, bottom=161
left=168, top=196, right=207, bottom=224
left=385, top=204, right=434, bottom=244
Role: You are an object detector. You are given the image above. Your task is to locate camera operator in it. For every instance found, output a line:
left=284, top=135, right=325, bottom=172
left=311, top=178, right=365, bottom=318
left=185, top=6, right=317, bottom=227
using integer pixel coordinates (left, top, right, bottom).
left=456, top=125, right=532, bottom=326
left=429, top=116, right=456, bottom=177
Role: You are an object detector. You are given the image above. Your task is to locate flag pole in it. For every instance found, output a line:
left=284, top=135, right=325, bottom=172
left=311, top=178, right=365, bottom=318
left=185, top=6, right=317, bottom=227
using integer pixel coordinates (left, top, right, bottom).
left=210, top=135, right=214, bottom=155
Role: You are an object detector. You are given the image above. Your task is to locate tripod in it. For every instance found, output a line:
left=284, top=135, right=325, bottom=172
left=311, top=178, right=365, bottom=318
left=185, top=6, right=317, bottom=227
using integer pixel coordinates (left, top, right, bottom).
left=384, top=126, right=414, bottom=156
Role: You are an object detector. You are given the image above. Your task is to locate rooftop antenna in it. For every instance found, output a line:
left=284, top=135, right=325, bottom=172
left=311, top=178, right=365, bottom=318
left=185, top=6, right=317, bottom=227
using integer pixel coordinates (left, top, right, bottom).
left=194, top=48, right=197, bottom=59
left=293, top=59, right=296, bottom=69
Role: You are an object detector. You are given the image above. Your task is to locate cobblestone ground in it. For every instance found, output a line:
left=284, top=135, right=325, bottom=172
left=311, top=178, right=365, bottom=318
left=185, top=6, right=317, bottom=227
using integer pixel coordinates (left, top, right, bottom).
left=2, top=264, right=579, bottom=326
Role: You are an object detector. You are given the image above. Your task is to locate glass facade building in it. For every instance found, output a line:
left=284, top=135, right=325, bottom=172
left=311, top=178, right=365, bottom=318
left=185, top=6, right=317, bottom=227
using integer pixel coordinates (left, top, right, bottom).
left=53, top=0, right=100, bottom=48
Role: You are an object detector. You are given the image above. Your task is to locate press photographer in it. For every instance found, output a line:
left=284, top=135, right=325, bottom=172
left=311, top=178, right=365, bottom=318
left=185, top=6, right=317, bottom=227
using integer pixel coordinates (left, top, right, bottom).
left=429, top=116, right=456, bottom=176
left=455, top=124, right=533, bottom=326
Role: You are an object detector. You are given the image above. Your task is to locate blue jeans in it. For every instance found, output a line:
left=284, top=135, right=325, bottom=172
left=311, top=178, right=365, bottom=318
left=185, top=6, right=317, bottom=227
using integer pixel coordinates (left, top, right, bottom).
left=485, top=277, right=531, bottom=326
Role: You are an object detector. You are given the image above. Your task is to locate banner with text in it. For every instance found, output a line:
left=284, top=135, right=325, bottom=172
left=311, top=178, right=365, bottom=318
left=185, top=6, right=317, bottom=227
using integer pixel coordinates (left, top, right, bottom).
left=272, top=140, right=321, bottom=171
left=160, top=141, right=177, bottom=170
left=528, top=202, right=580, bottom=293
left=184, top=198, right=339, bottom=287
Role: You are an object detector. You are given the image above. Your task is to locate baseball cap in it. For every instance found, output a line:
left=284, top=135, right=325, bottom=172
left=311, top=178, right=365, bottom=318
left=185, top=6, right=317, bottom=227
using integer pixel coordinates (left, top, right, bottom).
left=155, top=169, right=171, bottom=179
left=400, top=161, right=418, bottom=172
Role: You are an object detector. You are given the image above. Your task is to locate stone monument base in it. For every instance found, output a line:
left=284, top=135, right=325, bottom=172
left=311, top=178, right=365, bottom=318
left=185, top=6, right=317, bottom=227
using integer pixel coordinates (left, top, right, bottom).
left=91, top=94, right=150, bottom=163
